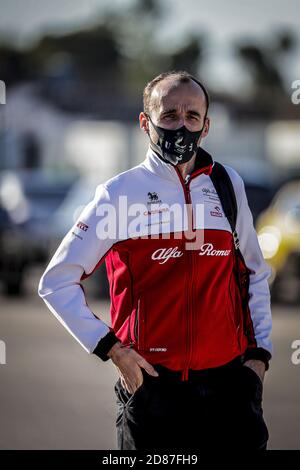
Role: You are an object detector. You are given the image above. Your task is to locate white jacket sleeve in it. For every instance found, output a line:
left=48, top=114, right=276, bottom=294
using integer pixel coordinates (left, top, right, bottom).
left=227, top=167, right=273, bottom=361
left=38, top=184, right=115, bottom=353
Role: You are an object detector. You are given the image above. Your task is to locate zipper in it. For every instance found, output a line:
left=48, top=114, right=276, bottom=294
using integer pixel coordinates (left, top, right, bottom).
left=185, top=182, right=195, bottom=380
left=127, top=311, right=134, bottom=347
left=127, top=298, right=140, bottom=347
left=174, top=169, right=196, bottom=381
left=174, top=164, right=212, bottom=380
left=134, top=298, right=140, bottom=343
left=228, top=270, right=241, bottom=350
left=233, top=248, right=252, bottom=341
left=127, top=297, right=141, bottom=349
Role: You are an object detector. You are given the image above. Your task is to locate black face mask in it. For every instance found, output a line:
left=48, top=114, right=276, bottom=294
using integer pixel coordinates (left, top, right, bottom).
left=147, top=114, right=205, bottom=166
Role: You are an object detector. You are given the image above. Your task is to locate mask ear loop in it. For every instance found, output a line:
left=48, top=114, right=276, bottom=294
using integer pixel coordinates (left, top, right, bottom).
left=195, top=108, right=209, bottom=148
left=145, top=113, right=156, bottom=136
left=145, top=113, right=159, bottom=143
left=202, top=113, right=208, bottom=133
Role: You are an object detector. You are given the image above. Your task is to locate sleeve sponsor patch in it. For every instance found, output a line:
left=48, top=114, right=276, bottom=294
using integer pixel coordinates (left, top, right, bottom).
left=76, top=221, right=89, bottom=232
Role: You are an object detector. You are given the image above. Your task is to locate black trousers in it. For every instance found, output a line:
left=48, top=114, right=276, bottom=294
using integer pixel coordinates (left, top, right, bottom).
left=114, top=356, right=269, bottom=450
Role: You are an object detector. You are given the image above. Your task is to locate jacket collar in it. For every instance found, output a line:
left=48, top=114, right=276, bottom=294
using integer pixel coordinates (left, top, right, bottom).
left=142, top=145, right=214, bottom=183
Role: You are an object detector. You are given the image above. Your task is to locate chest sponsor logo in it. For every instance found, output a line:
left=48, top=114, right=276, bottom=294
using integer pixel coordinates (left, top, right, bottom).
left=199, top=243, right=231, bottom=256
left=147, top=191, right=162, bottom=204
left=144, top=207, right=170, bottom=216
left=76, top=221, right=89, bottom=232
left=210, top=206, right=223, bottom=217
left=151, top=247, right=183, bottom=264
left=202, top=187, right=220, bottom=201
left=151, top=243, right=230, bottom=262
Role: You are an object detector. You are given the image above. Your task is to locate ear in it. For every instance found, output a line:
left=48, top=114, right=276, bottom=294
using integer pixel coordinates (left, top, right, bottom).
left=139, top=112, right=149, bottom=134
left=201, top=116, right=210, bottom=138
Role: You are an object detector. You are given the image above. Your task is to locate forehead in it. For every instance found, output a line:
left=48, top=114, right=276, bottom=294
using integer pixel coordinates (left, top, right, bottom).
left=151, top=78, right=206, bottom=114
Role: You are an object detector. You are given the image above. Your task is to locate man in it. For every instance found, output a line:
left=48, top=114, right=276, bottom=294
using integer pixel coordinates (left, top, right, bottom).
left=38, top=70, right=272, bottom=450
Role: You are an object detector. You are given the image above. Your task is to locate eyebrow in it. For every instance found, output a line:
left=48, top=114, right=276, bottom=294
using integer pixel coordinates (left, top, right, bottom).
left=160, top=109, right=201, bottom=118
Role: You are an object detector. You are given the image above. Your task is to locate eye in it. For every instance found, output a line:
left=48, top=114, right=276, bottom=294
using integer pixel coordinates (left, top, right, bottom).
left=163, top=114, right=177, bottom=120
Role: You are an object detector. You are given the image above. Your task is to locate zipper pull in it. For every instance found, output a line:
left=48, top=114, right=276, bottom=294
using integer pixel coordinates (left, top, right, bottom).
left=185, top=174, right=191, bottom=186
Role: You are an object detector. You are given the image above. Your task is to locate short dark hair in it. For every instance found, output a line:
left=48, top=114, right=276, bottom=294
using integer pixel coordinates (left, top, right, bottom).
left=143, top=70, right=210, bottom=116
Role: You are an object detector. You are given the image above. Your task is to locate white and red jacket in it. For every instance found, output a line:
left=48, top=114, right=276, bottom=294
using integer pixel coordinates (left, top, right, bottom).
left=38, top=146, right=273, bottom=378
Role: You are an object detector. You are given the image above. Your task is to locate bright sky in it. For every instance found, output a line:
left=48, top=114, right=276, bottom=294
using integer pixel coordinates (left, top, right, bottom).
left=0, top=0, right=299, bottom=92
left=0, top=0, right=299, bottom=42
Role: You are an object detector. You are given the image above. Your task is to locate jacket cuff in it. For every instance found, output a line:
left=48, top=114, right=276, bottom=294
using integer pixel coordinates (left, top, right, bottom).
left=93, top=330, right=120, bottom=362
left=242, top=347, right=272, bottom=371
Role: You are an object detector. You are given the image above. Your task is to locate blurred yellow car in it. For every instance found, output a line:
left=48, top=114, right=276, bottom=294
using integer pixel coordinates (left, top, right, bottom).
left=256, top=180, right=300, bottom=302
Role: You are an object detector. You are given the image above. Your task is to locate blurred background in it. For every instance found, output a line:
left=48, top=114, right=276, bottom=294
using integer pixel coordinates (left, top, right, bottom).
left=0, top=0, right=300, bottom=450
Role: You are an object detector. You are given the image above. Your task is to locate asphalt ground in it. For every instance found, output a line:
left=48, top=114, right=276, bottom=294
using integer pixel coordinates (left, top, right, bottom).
left=0, top=270, right=299, bottom=449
